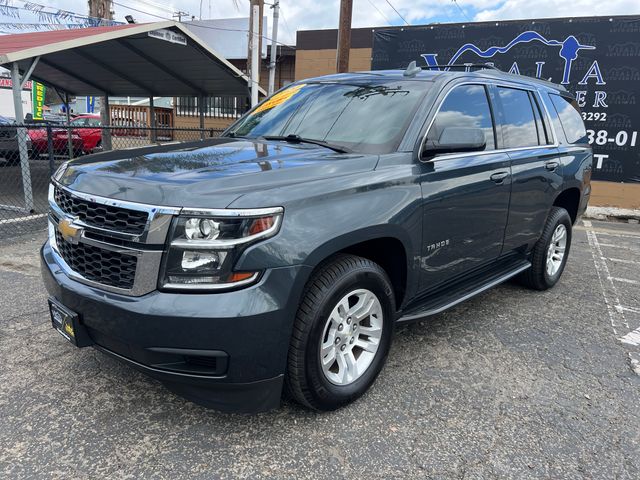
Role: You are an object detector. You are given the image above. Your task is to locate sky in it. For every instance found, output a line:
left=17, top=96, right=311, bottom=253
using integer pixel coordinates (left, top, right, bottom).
left=1, top=0, right=639, bottom=45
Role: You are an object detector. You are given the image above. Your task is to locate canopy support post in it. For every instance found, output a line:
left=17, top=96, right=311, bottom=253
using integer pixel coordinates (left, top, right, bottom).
left=149, top=96, right=156, bottom=143
left=21, top=56, right=40, bottom=89
left=101, top=95, right=112, bottom=151
left=10, top=62, right=34, bottom=212
left=199, top=96, right=205, bottom=140
left=64, top=92, right=74, bottom=160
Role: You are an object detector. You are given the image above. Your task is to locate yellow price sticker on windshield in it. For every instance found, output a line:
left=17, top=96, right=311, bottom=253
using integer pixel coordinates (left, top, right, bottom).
left=253, top=84, right=306, bottom=115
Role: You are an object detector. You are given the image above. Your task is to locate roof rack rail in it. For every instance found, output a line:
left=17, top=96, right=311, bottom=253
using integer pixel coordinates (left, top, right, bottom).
left=402, top=61, right=502, bottom=77
left=420, top=63, right=501, bottom=71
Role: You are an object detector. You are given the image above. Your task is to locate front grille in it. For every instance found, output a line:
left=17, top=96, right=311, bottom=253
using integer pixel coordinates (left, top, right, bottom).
left=54, top=186, right=149, bottom=235
left=55, top=230, right=137, bottom=290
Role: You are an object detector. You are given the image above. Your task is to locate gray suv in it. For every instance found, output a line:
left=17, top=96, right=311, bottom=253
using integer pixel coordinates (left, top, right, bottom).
left=41, top=66, right=592, bottom=412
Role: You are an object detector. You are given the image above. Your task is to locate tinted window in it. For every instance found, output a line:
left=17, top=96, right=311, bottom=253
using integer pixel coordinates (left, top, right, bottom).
left=550, top=94, right=587, bottom=144
left=497, top=87, right=539, bottom=148
left=426, top=84, right=495, bottom=150
left=87, top=118, right=101, bottom=127
left=230, top=81, right=430, bottom=154
left=529, top=92, right=552, bottom=145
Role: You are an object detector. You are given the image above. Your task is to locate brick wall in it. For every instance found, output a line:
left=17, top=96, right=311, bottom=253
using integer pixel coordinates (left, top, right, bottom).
left=294, top=48, right=372, bottom=81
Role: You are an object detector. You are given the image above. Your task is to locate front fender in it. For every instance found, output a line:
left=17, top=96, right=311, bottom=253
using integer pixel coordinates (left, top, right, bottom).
left=235, top=164, right=423, bottom=303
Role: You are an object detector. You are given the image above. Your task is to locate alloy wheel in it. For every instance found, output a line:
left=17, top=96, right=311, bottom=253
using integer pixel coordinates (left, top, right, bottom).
left=319, top=289, right=383, bottom=386
left=546, top=224, right=567, bottom=277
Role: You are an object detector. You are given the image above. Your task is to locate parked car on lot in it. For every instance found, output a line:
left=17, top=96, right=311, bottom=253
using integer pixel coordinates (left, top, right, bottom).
left=0, top=115, right=31, bottom=165
left=27, top=119, right=84, bottom=158
left=41, top=66, right=592, bottom=413
left=70, top=114, right=102, bottom=153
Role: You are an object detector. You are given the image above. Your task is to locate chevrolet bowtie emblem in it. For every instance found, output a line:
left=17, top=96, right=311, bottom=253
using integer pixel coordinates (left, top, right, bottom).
left=57, top=218, right=82, bottom=244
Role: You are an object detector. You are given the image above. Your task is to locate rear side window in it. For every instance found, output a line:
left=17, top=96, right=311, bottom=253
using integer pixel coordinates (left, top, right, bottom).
left=427, top=84, right=496, bottom=150
left=529, top=92, right=552, bottom=145
left=497, top=87, right=539, bottom=148
left=550, top=94, right=587, bottom=144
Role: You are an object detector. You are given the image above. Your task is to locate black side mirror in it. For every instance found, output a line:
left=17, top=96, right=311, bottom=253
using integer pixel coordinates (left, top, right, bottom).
left=423, top=127, right=487, bottom=158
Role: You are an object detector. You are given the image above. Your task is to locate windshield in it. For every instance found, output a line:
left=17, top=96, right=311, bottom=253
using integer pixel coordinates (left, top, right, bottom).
left=228, top=81, right=430, bottom=154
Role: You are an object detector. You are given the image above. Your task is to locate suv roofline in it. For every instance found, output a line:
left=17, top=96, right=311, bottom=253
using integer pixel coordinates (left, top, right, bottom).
left=301, top=68, right=568, bottom=94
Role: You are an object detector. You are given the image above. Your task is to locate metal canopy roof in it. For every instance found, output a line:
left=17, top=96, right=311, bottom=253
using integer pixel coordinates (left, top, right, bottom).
left=0, top=21, right=263, bottom=97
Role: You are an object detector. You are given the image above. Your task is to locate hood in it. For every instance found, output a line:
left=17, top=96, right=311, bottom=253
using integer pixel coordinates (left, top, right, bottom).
left=56, top=138, right=378, bottom=208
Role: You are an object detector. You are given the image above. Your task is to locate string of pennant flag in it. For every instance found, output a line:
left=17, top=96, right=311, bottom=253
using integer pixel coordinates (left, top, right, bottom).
left=0, top=0, right=122, bottom=31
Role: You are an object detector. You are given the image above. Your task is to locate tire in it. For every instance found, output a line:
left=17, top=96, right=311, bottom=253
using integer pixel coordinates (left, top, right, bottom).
left=285, top=254, right=395, bottom=411
left=520, top=206, right=572, bottom=290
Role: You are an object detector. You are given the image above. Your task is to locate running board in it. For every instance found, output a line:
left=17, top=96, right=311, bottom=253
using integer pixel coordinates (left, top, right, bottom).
left=397, top=259, right=531, bottom=323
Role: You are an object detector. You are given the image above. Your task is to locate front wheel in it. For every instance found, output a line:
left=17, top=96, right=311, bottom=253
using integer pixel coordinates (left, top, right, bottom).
left=520, top=206, right=572, bottom=290
left=285, top=254, right=395, bottom=411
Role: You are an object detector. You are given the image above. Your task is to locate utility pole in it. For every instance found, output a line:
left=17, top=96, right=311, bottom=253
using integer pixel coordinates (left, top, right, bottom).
left=249, top=2, right=260, bottom=107
left=336, top=0, right=353, bottom=73
left=173, top=11, right=189, bottom=21
left=88, top=0, right=113, bottom=20
left=88, top=0, right=113, bottom=149
left=247, top=0, right=264, bottom=104
left=267, top=0, right=279, bottom=95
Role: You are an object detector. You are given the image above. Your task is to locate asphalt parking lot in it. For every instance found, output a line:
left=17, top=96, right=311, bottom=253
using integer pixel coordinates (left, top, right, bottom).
left=1, top=219, right=639, bottom=479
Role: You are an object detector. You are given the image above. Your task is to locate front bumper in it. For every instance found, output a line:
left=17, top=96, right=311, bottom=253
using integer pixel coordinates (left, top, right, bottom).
left=41, top=241, right=311, bottom=413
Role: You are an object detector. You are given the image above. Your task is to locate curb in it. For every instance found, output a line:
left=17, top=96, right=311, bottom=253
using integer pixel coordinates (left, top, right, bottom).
left=584, top=206, right=640, bottom=223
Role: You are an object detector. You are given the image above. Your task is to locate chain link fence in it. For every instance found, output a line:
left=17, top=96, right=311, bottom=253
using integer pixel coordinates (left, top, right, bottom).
left=0, top=123, right=224, bottom=239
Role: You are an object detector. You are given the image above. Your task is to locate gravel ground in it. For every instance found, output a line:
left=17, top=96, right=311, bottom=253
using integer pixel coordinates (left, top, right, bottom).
left=0, top=219, right=639, bottom=479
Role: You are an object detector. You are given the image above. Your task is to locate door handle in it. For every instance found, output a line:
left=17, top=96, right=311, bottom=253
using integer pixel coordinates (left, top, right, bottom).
left=544, top=161, right=559, bottom=171
left=490, top=171, right=509, bottom=183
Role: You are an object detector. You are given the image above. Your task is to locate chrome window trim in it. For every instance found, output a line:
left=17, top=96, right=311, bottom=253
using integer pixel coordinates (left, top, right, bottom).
left=418, top=80, right=561, bottom=164
left=429, top=144, right=560, bottom=163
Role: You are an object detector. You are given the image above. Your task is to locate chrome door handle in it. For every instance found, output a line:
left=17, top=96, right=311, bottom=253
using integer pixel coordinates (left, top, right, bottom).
left=545, top=161, right=559, bottom=171
left=490, top=171, right=509, bottom=183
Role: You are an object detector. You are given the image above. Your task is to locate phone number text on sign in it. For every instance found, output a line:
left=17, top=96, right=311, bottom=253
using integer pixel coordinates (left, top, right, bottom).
left=585, top=128, right=638, bottom=169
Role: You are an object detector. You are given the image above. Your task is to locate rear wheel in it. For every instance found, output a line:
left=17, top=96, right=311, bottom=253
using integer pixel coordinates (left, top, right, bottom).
left=285, top=254, right=395, bottom=411
left=520, top=206, right=572, bottom=290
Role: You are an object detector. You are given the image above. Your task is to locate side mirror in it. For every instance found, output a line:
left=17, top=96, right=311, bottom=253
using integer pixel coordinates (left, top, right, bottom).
left=422, top=127, right=487, bottom=158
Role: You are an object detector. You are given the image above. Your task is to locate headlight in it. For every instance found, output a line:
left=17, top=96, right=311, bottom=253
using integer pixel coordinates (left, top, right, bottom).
left=160, top=207, right=283, bottom=290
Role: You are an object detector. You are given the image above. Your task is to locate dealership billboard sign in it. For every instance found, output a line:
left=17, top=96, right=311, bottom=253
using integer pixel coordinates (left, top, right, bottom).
left=372, top=16, right=640, bottom=183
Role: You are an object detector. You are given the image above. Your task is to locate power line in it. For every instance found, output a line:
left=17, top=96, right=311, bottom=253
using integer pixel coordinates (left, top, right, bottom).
left=451, top=0, right=471, bottom=22
left=2, top=0, right=118, bottom=24
left=126, top=0, right=176, bottom=15
left=383, top=0, right=408, bottom=25
left=112, top=0, right=293, bottom=48
left=366, top=0, right=392, bottom=25
left=278, top=4, right=293, bottom=41
left=111, top=0, right=173, bottom=20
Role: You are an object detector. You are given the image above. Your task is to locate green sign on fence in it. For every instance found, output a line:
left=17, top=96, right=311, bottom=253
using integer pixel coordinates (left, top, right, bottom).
left=32, top=82, right=45, bottom=120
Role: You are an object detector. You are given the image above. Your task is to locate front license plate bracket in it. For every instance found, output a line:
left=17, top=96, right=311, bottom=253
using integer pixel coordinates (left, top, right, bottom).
left=48, top=298, right=94, bottom=347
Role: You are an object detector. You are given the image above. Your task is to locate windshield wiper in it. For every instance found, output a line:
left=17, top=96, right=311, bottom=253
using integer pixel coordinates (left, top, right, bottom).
left=224, top=132, right=246, bottom=139
left=262, top=134, right=351, bottom=153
